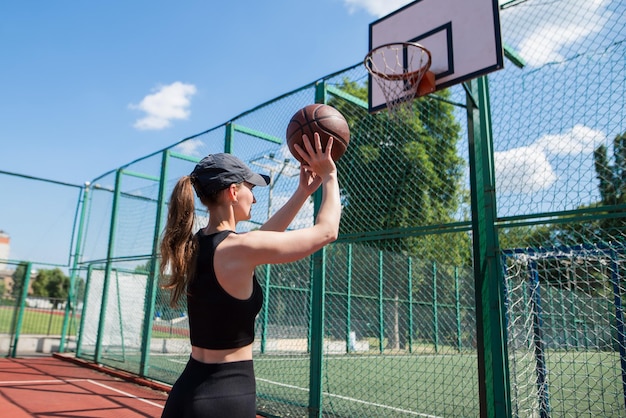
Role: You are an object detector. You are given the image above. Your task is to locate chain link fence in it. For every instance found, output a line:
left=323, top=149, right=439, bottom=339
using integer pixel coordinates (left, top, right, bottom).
left=2, top=1, right=625, bottom=416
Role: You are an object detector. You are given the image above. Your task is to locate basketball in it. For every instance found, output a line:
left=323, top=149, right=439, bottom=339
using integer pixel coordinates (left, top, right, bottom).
left=286, top=104, right=350, bottom=163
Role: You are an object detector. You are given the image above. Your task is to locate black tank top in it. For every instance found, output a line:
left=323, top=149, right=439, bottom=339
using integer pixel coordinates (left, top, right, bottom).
left=187, top=230, right=263, bottom=349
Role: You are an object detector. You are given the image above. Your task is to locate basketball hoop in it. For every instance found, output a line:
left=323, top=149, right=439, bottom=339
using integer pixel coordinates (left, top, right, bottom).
left=364, top=42, right=435, bottom=119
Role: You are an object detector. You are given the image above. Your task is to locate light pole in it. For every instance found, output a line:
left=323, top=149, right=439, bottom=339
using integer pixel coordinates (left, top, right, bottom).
left=249, top=153, right=299, bottom=354
left=250, top=153, right=299, bottom=218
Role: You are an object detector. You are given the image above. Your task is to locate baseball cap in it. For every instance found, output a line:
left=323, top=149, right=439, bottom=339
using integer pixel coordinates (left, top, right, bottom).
left=190, top=153, right=270, bottom=196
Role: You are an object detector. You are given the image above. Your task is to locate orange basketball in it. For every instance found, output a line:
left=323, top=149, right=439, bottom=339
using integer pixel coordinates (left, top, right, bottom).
left=286, top=104, right=350, bottom=163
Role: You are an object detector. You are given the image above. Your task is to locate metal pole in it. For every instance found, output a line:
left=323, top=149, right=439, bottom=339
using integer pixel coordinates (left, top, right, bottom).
left=60, top=182, right=90, bottom=352
left=260, top=264, right=271, bottom=354
left=609, top=249, right=626, bottom=410
left=408, top=257, right=414, bottom=354
left=346, top=244, right=353, bottom=353
left=10, top=262, right=32, bottom=358
left=455, top=267, right=462, bottom=352
left=433, top=262, right=439, bottom=353
left=140, top=150, right=170, bottom=376
left=75, top=264, right=94, bottom=357
left=466, top=77, right=511, bottom=418
left=308, top=81, right=327, bottom=418
left=378, top=250, right=384, bottom=354
left=529, top=260, right=551, bottom=418
left=96, top=169, right=123, bottom=363
left=225, top=122, right=234, bottom=153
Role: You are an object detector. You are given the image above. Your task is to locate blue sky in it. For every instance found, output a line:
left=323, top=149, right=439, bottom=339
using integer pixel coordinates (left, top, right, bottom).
left=0, top=0, right=411, bottom=265
left=0, top=0, right=397, bottom=185
left=1, top=0, right=623, bottom=265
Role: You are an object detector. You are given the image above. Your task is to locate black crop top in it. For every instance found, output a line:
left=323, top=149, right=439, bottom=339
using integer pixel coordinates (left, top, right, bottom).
left=187, top=230, right=263, bottom=349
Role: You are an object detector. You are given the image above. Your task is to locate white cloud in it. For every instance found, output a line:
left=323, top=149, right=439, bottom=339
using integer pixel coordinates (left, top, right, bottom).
left=174, top=138, right=205, bottom=156
left=535, top=124, right=605, bottom=156
left=342, top=0, right=412, bottom=17
left=130, top=82, right=197, bottom=131
left=495, top=145, right=557, bottom=194
left=501, top=0, right=610, bottom=67
left=495, top=124, right=605, bottom=194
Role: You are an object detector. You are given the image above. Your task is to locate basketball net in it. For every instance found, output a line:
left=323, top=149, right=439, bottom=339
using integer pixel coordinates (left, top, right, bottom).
left=364, top=42, right=434, bottom=120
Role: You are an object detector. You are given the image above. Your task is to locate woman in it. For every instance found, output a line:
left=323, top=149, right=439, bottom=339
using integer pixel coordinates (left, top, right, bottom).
left=159, top=133, right=341, bottom=417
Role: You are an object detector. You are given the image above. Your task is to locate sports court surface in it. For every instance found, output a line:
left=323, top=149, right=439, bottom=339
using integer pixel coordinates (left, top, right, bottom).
left=0, top=354, right=169, bottom=417
left=0, top=354, right=269, bottom=417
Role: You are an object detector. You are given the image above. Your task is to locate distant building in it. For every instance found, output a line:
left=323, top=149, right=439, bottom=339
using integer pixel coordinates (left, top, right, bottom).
left=0, top=231, right=13, bottom=297
left=0, top=230, right=9, bottom=269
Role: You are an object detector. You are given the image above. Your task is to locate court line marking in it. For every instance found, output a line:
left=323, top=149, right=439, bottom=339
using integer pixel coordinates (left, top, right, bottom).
left=256, top=377, right=442, bottom=418
left=0, top=378, right=86, bottom=385
left=0, top=378, right=164, bottom=409
left=87, top=379, right=164, bottom=408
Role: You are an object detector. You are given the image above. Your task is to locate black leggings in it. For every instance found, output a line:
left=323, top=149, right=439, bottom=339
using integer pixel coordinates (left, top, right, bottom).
left=161, top=357, right=256, bottom=418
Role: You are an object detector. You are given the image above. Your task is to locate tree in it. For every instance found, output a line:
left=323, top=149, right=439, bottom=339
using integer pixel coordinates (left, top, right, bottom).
left=11, top=262, right=29, bottom=299
left=329, top=79, right=467, bottom=264
left=327, top=80, right=469, bottom=350
left=500, top=131, right=626, bottom=251
left=593, top=131, right=626, bottom=242
left=497, top=132, right=626, bottom=297
left=32, top=268, right=70, bottom=303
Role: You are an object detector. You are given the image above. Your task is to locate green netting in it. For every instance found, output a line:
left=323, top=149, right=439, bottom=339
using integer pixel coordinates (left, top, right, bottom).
left=2, top=1, right=625, bottom=416
left=503, top=246, right=626, bottom=417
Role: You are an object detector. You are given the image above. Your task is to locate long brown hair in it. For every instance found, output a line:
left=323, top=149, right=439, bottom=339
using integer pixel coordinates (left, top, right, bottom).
left=160, top=175, right=198, bottom=307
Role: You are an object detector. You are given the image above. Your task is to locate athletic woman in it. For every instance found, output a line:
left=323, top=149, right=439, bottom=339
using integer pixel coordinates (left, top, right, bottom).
left=160, top=133, right=341, bottom=417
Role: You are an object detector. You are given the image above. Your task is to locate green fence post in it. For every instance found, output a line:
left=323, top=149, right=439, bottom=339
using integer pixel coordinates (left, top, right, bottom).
left=455, top=267, right=462, bottom=352
left=379, top=250, right=384, bottom=354
left=308, top=80, right=327, bottom=418
left=261, top=264, right=271, bottom=354
left=140, top=150, right=170, bottom=377
left=76, top=264, right=94, bottom=358
left=308, top=246, right=326, bottom=418
left=114, top=270, right=126, bottom=359
left=433, top=262, right=439, bottom=353
left=307, top=257, right=314, bottom=354
left=559, top=288, right=568, bottom=347
left=467, top=76, right=511, bottom=418
left=345, top=244, right=352, bottom=353
left=60, top=182, right=90, bottom=353
left=225, top=122, right=234, bottom=153
left=408, top=257, right=413, bottom=354
left=96, top=169, right=123, bottom=364
left=9, top=262, right=32, bottom=358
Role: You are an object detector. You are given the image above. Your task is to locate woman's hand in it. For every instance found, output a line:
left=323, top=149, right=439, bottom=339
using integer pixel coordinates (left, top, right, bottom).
left=294, top=132, right=337, bottom=180
left=297, top=165, right=322, bottom=196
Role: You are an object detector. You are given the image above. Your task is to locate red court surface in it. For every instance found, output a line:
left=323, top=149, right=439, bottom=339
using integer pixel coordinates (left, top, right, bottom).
left=0, top=355, right=169, bottom=417
left=0, top=354, right=267, bottom=417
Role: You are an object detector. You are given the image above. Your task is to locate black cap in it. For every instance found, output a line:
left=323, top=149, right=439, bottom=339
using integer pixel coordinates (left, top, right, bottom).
left=190, top=153, right=270, bottom=196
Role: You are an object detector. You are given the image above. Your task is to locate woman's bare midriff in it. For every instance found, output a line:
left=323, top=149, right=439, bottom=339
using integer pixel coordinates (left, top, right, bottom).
left=191, top=343, right=253, bottom=364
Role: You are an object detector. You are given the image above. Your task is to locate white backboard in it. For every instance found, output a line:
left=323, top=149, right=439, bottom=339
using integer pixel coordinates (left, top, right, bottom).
left=368, top=0, right=504, bottom=113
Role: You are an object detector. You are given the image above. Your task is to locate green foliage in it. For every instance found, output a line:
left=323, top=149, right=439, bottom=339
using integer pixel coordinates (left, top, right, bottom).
left=501, top=131, right=626, bottom=251
left=594, top=132, right=626, bottom=206
left=329, top=79, right=467, bottom=265
left=11, top=262, right=29, bottom=298
left=32, top=268, right=69, bottom=300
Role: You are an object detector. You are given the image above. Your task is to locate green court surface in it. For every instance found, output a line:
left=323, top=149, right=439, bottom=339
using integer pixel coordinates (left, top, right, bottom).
left=89, top=350, right=622, bottom=417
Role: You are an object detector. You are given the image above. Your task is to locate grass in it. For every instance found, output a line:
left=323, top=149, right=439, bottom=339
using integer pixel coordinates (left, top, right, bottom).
left=140, top=349, right=624, bottom=417
left=0, top=305, right=78, bottom=336
left=4, top=303, right=622, bottom=417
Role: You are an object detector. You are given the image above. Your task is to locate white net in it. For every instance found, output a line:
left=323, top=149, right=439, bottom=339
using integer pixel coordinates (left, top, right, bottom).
left=364, top=42, right=431, bottom=119
left=504, top=248, right=626, bottom=416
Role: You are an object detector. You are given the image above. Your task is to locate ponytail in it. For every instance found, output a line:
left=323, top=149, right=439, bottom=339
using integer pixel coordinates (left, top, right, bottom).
left=160, top=175, right=198, bottom=307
